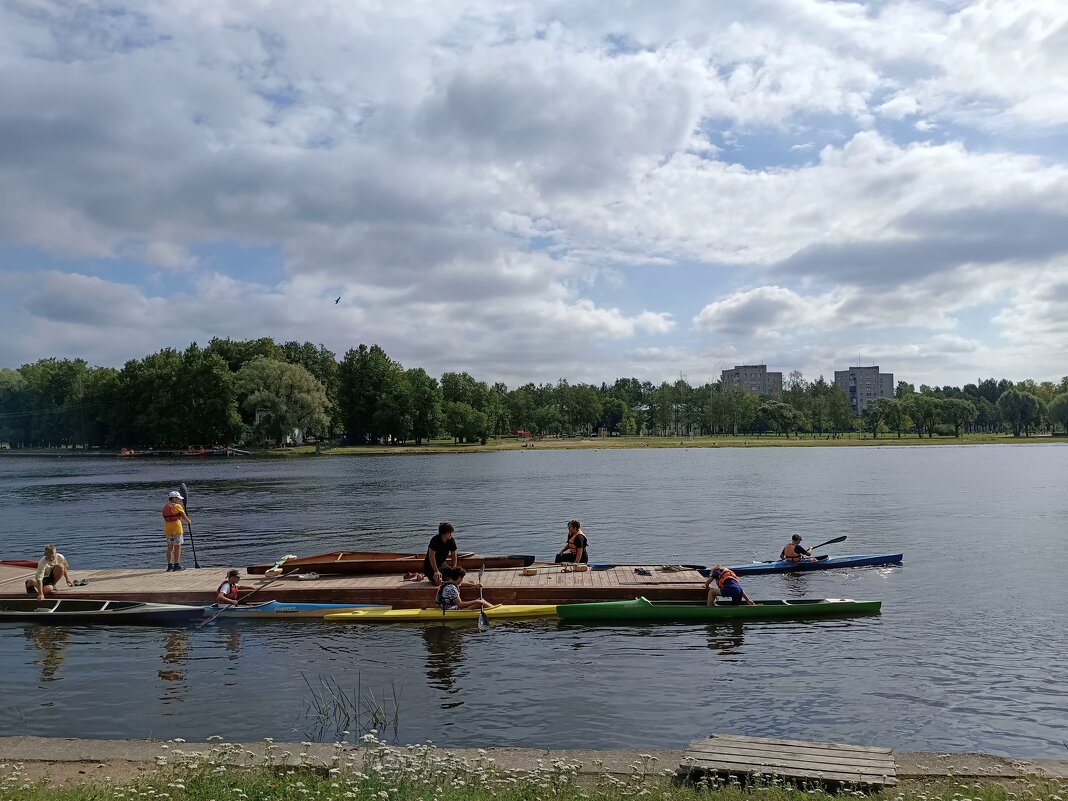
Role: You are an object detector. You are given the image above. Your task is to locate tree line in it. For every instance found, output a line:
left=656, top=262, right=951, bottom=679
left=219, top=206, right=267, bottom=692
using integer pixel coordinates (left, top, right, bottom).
left=1, top=338, right=1067, bottom=448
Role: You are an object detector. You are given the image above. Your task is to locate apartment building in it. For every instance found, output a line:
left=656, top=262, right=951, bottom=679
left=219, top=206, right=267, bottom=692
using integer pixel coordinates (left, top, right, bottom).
left=720, top=364, right=783, bottom=397
left=834, top=366, right=894, bottom=415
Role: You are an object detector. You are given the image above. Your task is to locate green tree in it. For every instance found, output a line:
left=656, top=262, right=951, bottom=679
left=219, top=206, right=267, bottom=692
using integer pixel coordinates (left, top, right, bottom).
left=942, top=398, right=978, bottom=437
left=236, top=357, right=331, bottom=445
left=0, top=368, right=27, bottom=445
left=338, top=344, right=402, bottom=443
left=861, top=398, right=890, bottom=438
left=281, top=341, right=341, bottom=432
left=827, top=388, right=854, bottom=436
left=406, top=368, right=442, bottom=444
left=879, top=398, right=908, bottom=438
left=997, top=388, right=1041, bottom=437
left=759, top=400, right=801, bottom=438
left=905, top=395, right=942, bottom=438
left=444, top=401, right=491, bottom=444
left=206, top=337, right=284, bottom=372
left=1048, top=392, right=1068, bottom=435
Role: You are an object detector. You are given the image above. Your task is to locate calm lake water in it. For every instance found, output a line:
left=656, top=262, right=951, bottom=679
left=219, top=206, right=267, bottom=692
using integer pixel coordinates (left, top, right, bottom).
left=1, top=446, right=1066, bottom=756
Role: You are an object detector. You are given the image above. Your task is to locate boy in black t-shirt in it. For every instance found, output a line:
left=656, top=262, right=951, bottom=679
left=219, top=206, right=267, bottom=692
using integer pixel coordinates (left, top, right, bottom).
left=423, top=521, right=459, bottom=585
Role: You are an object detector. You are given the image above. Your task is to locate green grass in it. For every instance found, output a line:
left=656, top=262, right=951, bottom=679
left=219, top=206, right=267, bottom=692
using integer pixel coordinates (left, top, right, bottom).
left=3, top=738, right=1065, bottom=801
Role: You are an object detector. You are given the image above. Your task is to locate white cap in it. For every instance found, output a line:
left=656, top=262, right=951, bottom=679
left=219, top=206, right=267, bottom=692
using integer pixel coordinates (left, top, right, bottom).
left=168, top=490, right=184, bottom=499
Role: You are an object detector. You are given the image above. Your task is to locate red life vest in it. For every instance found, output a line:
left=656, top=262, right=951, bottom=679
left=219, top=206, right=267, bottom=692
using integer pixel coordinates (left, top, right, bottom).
left=216, top=580, right=240, bottom=601
left=162, top=503, right=182, bottom=522
left=714, top=568, right=740, bottom=588
left=783, top=542, right=801, bottom=561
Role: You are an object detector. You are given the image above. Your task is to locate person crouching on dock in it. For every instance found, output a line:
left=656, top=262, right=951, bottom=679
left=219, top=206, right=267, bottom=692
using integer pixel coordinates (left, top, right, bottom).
left=705, top=566, right=755, bottom=606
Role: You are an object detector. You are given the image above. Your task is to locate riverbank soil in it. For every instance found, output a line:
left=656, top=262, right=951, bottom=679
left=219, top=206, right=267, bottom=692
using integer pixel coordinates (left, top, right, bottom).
left=2, top=737, right=1066, bottom=792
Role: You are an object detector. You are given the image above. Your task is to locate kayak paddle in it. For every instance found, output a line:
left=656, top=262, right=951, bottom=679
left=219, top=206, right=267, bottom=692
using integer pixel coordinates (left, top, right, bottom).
left=180, top=482, right=201, bottom=568
left=808, top=534, right=846, bottom=552
left=477, top=563, right=489, bottom=631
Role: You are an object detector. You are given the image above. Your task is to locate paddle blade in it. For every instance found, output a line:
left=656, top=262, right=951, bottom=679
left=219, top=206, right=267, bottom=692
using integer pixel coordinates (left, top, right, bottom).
left=810, top=534, right=847, bottom=551
left=181, top=482, right=189, bottom=509
left=478, top=608, right=489, bottom=631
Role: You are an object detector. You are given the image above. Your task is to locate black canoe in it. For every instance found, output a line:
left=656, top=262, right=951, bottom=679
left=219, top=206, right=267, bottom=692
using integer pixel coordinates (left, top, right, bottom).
left=0, top=598, right=205, bottom=625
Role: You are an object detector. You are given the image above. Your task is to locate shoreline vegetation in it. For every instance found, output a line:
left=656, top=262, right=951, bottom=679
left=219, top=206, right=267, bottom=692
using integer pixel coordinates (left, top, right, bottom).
left=3, top=736, right=1066, bottom=800
left=1, top=432, right=1065, bottom=458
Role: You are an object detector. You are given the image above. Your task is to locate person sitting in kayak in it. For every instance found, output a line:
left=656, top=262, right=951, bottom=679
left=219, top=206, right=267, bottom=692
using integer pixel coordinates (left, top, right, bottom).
left=214, top=570, right=248, bottom=606
left=705, top=566, right=755, bottom=606
left=554, top=519, right=589, bottom=564
left=434, top=566, right=494, bottom=612
left=424, top=521, right=460, bottom=586
left=780, top=534, right=815, bottom=562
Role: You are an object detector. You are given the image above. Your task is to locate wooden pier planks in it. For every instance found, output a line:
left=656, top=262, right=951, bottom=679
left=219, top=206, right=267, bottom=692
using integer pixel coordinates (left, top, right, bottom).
left=0, top=562, right=707, bottom=608
left=683, top=733, right=897, bottom=789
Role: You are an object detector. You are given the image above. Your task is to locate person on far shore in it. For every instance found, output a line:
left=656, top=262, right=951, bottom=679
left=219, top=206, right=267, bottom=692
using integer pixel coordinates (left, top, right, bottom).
left=25, top=544, right=74, bottom=600
left=162, top=490, right=191, bottom=572
left=779, top=534, right=815, bottom=563
left=214, top=570, right=248, bottom=606
left=705, top=566, right=754, bottom=607
left=424, top=521, right=459, bottom=586
left=434, top=566, right=494, bottom=611
left=554, top=519, right=589, bottom=564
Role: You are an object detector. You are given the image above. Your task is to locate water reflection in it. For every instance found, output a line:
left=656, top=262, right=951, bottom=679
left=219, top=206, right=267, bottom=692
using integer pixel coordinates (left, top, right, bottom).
left=27, top=625, right=70, bottom=682
left=158, top=631, right=189, bottom=701
left=422, top=624, right=464, bottom=701
left=704, top=622, right=745, bottom=657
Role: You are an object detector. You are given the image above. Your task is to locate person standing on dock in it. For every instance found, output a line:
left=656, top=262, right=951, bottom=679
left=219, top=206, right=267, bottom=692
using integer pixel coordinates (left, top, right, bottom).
left=779, top=534, right=814, bottom=563
left=162, top=490, right=192, bottom=572
left=424, top=521, right=459, bottom=586
left=705, top=566, right=754, bottom=606
left=25, top=544, right=75, bottom=600
left=554, top=520, right=589, bottom=564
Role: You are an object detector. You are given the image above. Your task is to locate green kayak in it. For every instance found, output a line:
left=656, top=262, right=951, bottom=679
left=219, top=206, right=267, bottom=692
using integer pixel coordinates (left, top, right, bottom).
left=556, top=597, right=882, bottom=622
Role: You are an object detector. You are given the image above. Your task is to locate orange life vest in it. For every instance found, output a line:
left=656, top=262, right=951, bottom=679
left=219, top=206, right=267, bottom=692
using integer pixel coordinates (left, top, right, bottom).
left=217, top=580, right=240, bottom=601
left=566, top=531, right=588, bottom=555
left=162, top=503, right=182, bottom=522
left=715, top=568, right=740, bottom=588
left=783, top=542, right=801, bottom=561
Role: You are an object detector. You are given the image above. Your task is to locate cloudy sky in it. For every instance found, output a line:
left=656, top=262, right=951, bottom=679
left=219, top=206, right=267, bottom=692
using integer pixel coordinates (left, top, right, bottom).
left=2, top=1, right=1067, bottom=388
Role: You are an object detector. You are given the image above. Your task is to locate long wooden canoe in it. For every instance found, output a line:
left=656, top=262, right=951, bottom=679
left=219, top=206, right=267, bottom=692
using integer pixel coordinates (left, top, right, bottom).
left=556, top=597, right=882, bottom=622
left=325, top=604, right=558, bottom=622
left=202, top=601, right=390, bottom=619
left=716, top=554, right=904, bottom=576
left=0, top=598, right=206, bottom=625
left=246, top=550, right=536, bottom=575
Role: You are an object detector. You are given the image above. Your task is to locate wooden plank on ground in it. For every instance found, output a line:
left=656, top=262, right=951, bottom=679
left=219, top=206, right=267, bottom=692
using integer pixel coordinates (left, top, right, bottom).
left=683, top=733, right=896, bottom=789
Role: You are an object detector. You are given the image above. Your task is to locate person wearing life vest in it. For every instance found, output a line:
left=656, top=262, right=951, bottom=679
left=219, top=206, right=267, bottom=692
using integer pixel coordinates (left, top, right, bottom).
left=162, top=490, right=192, bottom=572
left=215, top=570, right=246, bottom=606
left=704, top=565, right=754, bottom=606
left=779, top=534, right=813, bottom=563
left=554, top=520, right=589, bottom=564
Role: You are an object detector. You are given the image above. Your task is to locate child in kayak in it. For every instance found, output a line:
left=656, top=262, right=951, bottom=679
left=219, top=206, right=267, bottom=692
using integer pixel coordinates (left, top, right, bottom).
left=434, top=566, right=494, bottom=612
left=705, top=566, right=755, bottom=606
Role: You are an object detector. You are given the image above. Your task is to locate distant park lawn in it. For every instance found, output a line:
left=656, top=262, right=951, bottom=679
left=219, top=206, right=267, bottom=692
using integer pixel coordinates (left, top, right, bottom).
left=276, top=432, right=1062, bottom=457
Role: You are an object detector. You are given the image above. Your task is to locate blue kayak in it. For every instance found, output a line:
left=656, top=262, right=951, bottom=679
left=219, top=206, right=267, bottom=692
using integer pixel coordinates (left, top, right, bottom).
left=702, top=553, right=903, bottom=576
left=202, top=601, right=389, bottom=619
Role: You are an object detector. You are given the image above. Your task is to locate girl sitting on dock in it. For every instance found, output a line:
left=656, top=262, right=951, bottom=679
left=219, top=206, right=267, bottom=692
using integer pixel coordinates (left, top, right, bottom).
left=434, top=566, right=494, bottom=612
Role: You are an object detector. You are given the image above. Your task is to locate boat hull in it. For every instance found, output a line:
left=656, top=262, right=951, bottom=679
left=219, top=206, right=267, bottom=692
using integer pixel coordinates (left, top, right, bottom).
left=203, top=601, right=390, bottom=619
left=718, top=554, right=903, bottom=576
left=246, top=551, right=536, bottom=575
left=556, top=597, right=882, bottom=622
left=0, top=598, right=205, bottom=625
left=325, top=604, right=558, bottom=622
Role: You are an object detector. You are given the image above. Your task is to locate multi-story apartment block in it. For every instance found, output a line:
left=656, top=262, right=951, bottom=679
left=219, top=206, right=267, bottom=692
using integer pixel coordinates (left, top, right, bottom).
left=720, top=364, right=783, bottom=397
left=834, top=366, right=894, bottom=415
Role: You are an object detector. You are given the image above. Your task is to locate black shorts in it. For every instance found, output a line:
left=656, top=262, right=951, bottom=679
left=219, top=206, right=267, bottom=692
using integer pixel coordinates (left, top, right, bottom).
left=26, top=570, right=55, bottom=594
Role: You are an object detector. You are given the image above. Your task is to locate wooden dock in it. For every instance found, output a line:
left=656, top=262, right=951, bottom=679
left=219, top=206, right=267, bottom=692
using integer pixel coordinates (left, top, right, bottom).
left=0, top=563, right=708, bottom=607
left=682, top=733, right=897, bottom=789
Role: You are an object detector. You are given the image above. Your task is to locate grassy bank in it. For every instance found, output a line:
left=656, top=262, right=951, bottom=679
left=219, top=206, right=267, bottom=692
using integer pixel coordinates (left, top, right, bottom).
left=273, top=433, right=1063, bottom=457
left=3, top=739, right=1065, bottom=801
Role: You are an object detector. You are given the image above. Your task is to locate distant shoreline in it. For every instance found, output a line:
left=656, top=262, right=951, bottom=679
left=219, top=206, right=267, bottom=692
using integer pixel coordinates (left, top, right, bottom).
left=1, top=433, right=1063, bottom=458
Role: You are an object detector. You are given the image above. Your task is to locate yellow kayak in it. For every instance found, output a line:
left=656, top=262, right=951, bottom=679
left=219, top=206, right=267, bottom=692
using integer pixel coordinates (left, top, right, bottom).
left=324, top=604, right=558, bottom=622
